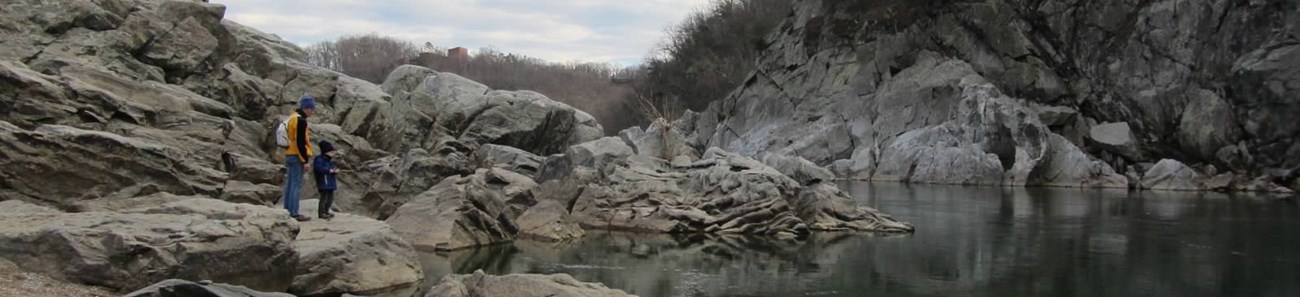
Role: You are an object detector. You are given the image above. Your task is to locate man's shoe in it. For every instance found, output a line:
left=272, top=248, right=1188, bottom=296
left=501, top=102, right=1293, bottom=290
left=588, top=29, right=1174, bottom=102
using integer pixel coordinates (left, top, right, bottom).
left=293, top=215, right=312, bottom=222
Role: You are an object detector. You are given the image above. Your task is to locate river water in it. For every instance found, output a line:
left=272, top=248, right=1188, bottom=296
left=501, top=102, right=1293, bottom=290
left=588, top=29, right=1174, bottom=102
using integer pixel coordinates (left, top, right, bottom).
left=412, top=183, right=1299, bottom=297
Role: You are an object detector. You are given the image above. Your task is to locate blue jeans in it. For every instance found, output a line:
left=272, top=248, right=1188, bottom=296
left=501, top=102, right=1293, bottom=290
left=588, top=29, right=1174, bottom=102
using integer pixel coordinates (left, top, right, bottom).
left=284, top=156, right=304, bottom=216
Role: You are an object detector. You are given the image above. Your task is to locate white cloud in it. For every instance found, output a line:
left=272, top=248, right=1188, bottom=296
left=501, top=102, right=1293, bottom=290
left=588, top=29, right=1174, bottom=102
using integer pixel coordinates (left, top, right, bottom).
left=214, top=0, right=712, bottom=64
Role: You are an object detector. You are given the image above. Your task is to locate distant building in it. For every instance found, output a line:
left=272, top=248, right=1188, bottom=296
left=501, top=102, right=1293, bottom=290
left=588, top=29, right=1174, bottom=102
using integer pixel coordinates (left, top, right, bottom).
left=448, top=47, right=469, bottom=59
left=417, top=52, right=437, bottom=66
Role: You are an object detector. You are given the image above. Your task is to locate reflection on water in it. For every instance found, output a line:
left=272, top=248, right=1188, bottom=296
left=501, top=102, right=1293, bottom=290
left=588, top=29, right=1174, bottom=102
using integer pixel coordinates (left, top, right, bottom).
left=411, top=183, right=1299, bottom=297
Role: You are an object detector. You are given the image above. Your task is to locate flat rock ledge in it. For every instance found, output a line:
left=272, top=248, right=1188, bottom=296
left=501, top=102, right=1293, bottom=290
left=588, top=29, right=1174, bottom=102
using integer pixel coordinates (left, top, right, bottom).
left=291, top=200, right=423, bottom=296
left=0, top=199, right=299, bottom=292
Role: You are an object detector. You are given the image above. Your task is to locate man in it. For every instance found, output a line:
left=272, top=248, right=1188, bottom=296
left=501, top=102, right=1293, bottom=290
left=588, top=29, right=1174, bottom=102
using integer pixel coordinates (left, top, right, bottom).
left=283, top=96, right=315, bottom=221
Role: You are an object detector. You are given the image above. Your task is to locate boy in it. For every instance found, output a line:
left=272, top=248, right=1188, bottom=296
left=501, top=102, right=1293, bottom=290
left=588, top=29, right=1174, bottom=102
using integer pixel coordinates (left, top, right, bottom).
left=313, top=140, right=340, bottom=219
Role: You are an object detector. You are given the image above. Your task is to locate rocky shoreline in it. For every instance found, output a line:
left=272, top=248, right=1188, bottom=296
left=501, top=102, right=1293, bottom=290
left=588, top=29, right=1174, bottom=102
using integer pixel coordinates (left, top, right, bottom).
left=0, top=0, right=1295, bottom=296
left=0, top=0, right=913, bottom=296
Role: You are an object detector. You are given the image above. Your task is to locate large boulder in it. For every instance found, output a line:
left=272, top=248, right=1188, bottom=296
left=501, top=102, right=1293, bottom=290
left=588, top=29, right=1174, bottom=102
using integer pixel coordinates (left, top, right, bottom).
left=870, top=72, right=1127, bottom=188
left=342, top=146, right=474, bottom=219
left=381, top=66, right=604, bottom=156
left=1176, top=90, right=1243, bottom=164
left=536, top=137, right=634, bottom=182
left=0, top=123, right=226, bottom=209
left=386, top=168, right=534, bottom=251
left=220, top=152, right=283, bottom=186
left=0, top=199, right=299, bottom=292
left=290, top=201, right=422, bottom=296
left=218, top=180, right=280, bottom=206
left=458, top=90, right=599, bottom=156
left=1088, top=122, right=1143, bottom=160
left=474, top=144, right=545, bottom=177
left=425, top=270, right=635, bottom=297
left=124, top=279, right=294, bottom=297
left=570, top=148, right=913, bottom=237
left=515, top=200, right=585, bottom=242
left=1140, top=159, right=1204, bottom=191
left=756, top=153, right=835, bottom=185
left=619, top=120, right=699, bottom=160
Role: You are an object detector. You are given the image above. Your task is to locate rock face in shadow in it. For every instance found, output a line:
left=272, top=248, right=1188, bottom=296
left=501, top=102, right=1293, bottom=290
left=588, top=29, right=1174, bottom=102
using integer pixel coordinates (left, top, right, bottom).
left=1089, top=122, right=1142, bottom=160
left=874, top=74, right=1128, bottom=188
left=680, top=0, right=1300, bottom=191
left=425, top=270, right=636, bottom=297
left=339, top=146, right=475, bottom=219
left=0, top=199, right=299, bottom=292
left=291, top=201, right=423, bottom=296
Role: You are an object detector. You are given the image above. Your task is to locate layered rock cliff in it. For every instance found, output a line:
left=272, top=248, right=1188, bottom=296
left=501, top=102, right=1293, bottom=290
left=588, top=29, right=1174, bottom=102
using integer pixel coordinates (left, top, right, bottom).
left=683, top=0, right=1299, bottom=191
left=0, top=0, right=916, bottom=294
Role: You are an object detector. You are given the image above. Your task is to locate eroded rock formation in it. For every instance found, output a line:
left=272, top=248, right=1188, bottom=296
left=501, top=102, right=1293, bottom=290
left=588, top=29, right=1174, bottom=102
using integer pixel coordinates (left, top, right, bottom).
left=681, top=0, right=1300, bottom=193
left=0, top=199, right=299, bottom=292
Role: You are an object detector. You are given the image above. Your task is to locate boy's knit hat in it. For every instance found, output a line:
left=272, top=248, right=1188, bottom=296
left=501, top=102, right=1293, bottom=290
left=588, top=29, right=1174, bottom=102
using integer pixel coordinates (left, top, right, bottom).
left=318, top=140, right=336, bottom=154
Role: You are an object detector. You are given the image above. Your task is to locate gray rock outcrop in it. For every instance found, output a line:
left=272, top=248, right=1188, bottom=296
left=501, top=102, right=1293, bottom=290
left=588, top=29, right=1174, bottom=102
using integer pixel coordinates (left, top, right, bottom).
left=474, top=143, right=545, bottom=177
left=387, top=168, right=536, bottom=251
left=1140, top=159, right=1205, bottom=191
left=69, top=192, right=200, bottom=212
left=679, top=0, right=1300, bottom=190
left=0, top=0, right=611, bottom=222
left=425, top=270, right=636, bottom=297
left=536, top=136, right=635, bottom=183
left=866, top=70, right=1127, bottom=188
left=620, top=120, right=699, bottom=160
left=0, top=199, right=299, bottom=292
left=291, top=201, right=422, bottom=296
left=335, top=146, right=474, bottom=219
left=0, top=0, right=657, bottom=294
left=561, top=147, right=913, bottom=236
left=1089, top=122, right=1143, bottom=160
left=0, top=200, right=59, bottom=214
left=515, top=200, right=585, bottom=242
left=0, top=123, right=226, bottom=209
left=381, top=66, right=604, bottom=156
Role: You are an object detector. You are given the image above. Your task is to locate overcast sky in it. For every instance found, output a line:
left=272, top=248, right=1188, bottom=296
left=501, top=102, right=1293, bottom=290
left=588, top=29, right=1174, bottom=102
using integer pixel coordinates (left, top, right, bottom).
left=216, top=0, right=713, bottom=66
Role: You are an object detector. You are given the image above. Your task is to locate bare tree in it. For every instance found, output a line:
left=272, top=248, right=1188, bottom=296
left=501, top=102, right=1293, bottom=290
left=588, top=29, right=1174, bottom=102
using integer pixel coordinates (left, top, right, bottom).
left=304, top=41, right=340, bottom=71
left=304, top=34, right=418, bottom=83
left=637, top=0, right=793, bottom=112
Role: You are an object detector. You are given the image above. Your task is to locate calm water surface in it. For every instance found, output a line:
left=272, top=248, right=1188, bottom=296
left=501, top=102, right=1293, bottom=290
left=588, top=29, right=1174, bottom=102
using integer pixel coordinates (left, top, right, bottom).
left=413, top=183, right=1299, bottom=297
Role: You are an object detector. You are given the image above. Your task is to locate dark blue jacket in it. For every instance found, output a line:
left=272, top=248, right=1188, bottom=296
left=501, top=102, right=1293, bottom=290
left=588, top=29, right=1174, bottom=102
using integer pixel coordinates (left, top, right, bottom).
left=313, top=154, right=338, bottom=191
